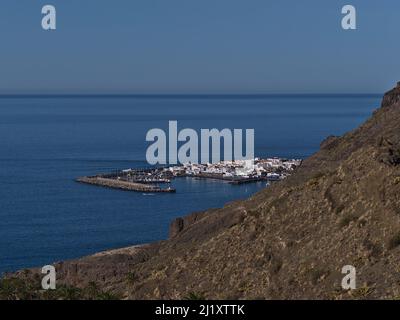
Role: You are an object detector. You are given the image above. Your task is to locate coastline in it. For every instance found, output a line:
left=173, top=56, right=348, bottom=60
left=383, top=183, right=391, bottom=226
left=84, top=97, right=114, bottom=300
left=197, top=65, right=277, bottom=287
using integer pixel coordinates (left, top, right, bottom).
left=3, top=87, right=398, bottom=299
left=0, top=94, right=378, bottom=277
left=85, top=243, right=150, bottom=259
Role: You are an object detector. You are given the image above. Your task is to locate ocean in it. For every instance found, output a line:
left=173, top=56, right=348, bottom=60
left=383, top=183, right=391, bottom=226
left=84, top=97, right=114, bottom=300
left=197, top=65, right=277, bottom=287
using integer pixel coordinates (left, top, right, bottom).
left=0, top=95, right=381, bottom=274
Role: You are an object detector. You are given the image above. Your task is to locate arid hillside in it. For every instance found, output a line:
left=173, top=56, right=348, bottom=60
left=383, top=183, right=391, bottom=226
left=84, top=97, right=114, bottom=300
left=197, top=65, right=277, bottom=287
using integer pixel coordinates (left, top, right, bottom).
left=3, top=83, right=400, bottom=300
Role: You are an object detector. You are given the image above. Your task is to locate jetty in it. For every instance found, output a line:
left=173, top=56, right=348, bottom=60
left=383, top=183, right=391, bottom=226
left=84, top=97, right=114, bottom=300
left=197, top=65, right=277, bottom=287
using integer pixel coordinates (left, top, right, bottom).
left=76, top=176, right=176, bottom=193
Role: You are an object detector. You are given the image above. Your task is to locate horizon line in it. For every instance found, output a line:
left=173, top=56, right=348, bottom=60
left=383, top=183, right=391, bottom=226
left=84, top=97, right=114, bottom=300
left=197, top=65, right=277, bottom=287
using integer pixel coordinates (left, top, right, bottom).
left=0, top=93, right=383, bottom=99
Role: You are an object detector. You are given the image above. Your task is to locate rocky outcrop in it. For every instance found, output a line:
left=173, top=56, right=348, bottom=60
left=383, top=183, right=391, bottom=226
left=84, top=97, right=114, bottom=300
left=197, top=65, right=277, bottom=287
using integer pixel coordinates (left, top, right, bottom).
left=381, top=82, right=400, bottom=108
left=169, top=211, right=209, bottom=239
left=320, top=135, right=340, bottom=150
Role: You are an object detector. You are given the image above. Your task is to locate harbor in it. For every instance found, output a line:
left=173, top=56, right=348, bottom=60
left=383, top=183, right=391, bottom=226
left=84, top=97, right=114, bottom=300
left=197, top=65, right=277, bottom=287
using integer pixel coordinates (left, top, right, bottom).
left=76, top=158, right=302, bottom=193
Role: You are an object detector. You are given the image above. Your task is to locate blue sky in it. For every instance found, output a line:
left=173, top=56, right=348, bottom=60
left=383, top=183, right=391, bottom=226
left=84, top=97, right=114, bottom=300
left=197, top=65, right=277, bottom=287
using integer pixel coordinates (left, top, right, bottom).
left=0, top=0, right=399, bottom=94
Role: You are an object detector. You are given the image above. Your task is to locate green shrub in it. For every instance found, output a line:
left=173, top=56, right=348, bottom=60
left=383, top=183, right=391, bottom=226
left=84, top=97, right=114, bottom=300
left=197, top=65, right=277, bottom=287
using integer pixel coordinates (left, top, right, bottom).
left=126, top=272, right=137, bottom=285
left=339, top=213, right=360, bottom=228
left=0, top=277, right=120, bottom=300
left=185, top=292, right=206, bottom=300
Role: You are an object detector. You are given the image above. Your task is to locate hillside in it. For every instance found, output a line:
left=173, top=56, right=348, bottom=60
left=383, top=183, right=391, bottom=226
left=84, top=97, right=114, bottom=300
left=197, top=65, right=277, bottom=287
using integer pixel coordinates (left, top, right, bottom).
left=3, top=83, right=400, bottom=300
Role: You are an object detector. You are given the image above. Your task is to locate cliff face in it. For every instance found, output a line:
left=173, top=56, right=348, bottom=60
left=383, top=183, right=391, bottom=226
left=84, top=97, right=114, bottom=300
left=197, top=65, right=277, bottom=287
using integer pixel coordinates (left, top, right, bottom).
left=382, top=82, right=400, bottom=109
left=6, top=83, right=400, bottom=300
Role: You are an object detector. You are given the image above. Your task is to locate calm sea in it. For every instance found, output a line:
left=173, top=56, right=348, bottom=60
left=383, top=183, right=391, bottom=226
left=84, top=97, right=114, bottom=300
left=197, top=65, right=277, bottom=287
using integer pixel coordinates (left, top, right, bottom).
left=0, top=95, right=381, bottom=273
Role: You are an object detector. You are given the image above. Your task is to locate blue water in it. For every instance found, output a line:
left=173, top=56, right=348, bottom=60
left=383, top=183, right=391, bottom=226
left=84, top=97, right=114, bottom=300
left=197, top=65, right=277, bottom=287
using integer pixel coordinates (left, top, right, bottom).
left=0, top=95, right=381, bottom=274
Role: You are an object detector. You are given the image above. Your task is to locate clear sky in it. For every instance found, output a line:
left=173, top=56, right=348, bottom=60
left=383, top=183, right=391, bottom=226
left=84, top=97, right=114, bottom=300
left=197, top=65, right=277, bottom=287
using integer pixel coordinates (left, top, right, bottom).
left=0, top=0, right=399, bottom=94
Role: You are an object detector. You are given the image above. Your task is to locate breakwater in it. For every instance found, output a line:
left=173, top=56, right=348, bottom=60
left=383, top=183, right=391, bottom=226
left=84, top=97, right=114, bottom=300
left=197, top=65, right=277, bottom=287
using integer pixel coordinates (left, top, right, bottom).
left=76, top=176, right=176, bottom=193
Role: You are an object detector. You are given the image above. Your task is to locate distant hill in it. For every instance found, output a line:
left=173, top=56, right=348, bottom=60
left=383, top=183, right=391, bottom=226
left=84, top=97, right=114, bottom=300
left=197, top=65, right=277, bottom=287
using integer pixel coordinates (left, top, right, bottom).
left=4, top=83, right=400, bottom=300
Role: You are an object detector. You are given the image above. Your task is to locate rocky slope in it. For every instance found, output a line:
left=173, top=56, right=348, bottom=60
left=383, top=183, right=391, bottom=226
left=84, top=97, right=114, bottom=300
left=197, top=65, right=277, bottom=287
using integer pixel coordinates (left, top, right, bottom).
left=4, top=83, right=400, bottom=300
